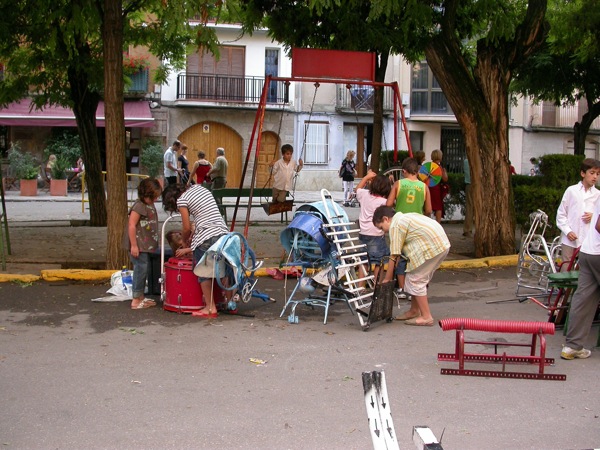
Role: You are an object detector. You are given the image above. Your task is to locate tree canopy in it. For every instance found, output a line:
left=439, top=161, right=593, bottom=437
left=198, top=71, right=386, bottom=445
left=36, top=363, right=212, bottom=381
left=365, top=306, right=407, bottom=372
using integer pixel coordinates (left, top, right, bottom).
left=512, top=0, right=600, bottom=155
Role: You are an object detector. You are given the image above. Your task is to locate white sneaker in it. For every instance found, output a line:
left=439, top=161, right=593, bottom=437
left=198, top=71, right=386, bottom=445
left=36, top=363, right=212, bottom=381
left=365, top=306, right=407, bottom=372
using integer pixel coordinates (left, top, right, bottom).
left=394, top=289, right=407, bottom=299
left=560, top=346, right=591, bottom=360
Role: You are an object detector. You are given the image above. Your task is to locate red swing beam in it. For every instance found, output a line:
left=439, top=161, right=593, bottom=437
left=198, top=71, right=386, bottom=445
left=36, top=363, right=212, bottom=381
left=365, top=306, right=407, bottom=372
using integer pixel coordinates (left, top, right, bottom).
left=230, top=49, right=412, bottom=237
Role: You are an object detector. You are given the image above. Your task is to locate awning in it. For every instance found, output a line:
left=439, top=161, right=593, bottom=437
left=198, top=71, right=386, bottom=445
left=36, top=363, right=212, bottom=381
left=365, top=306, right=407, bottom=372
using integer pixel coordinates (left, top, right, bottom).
left=0, top=100, right=155, bottom=128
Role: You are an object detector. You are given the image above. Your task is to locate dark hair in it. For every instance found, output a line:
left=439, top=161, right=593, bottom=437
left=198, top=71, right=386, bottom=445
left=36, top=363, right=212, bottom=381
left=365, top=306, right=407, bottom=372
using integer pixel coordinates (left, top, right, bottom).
left=281, top=144, right=293, bottom=154
left=372, top=205, right=396, bottom=225
left=166, top=229, right=183, bottom=251
left=370, top=175, right=392, bottom=198
left=173, top=140, right=181, bottom=147
left=162, top=183, right=186, bottom=213
left=581, top=158, right=600, bottom=173
left=414, top=150, right=426, bottom=165
left=401, top=157, right=419, bottom=175
left=197, top=150, right=205, bottom=159
left=137, top=178, right=162, bottom=201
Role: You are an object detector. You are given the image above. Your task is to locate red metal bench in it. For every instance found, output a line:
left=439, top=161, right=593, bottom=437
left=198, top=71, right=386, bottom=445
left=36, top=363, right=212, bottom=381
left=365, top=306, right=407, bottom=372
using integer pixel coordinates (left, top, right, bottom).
left=438, top=318, right=566, bottom=381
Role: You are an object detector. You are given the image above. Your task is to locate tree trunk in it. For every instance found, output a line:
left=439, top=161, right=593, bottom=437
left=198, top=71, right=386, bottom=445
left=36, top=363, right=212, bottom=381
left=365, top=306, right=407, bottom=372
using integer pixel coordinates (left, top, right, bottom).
left=369, top=50, right=389, bottom=174
left=574, top=100, right=600, bottom=155
left=103, top=0, right=129, bottom=270
left=67, top=68, right=107, bottom=228
left=424, top=0, right=547, bottom=258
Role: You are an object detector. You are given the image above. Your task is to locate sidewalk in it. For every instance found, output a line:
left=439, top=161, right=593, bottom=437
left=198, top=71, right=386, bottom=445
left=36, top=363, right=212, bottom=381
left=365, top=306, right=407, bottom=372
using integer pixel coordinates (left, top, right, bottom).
left=0, top=189, right=516, bottom=278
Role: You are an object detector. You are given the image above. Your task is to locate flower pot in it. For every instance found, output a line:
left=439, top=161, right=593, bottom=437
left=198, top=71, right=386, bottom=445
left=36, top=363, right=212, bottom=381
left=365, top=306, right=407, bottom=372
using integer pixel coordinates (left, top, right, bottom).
left=50, top=179, right=68, bottom=196
left=20, top=179, right=38, bottom=197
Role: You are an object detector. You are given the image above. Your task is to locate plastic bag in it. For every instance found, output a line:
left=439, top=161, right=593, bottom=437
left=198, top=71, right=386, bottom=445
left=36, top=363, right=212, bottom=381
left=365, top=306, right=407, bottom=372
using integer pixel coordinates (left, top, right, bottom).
left=107, top=270, right=133, bottom=298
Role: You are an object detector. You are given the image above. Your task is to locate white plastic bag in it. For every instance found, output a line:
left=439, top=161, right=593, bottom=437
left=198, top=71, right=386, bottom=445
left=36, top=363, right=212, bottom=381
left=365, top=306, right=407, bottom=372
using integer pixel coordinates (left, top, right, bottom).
left=107, top=270, right=133, bottom=298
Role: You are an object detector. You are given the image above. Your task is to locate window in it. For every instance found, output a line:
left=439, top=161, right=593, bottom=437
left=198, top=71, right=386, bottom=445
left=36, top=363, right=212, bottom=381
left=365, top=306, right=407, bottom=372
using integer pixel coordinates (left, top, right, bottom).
left=409, top=131, right=424, bottom=153
left=0, top=126, right=7, bottom=158
left=411, top=61, right=453, bottom=115
left=440, top=128, right=466, bottom=173
left=265, top=49, right=279, bottom=103
left=303, top=122, right=329, bottom=164
left=187, top=45, right=245, bottom=100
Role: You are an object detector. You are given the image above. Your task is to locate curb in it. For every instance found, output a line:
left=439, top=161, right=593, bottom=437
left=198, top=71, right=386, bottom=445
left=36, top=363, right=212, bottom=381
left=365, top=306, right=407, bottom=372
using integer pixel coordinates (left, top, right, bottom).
left=0, top=255, right=519, bottom=283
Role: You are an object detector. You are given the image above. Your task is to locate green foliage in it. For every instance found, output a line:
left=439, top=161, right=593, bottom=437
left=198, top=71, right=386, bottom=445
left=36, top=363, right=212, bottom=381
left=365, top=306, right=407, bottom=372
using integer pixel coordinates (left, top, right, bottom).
left=51, top=156, right=71, bottom=180
left=44, top=131, right=81, bottom=168
left=7, top=142, right=39, bottom=180
left=538, top=154, right=586, bottom=190
left=379, top=150, right=409, bottom=173
left=140, top=139, right=164, bottom=178
left=443, top=172, right=466, bottom=219
left=513, top=184, right=563, bottom=236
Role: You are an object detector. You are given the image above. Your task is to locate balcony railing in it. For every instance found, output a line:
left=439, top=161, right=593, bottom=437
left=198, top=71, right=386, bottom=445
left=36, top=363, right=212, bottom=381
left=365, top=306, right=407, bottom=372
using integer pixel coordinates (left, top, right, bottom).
left=529, top=102, right=600, bottom=130
left=336, top=85, right=395, bottom=112
left=177, top=74, right=289, bottom=104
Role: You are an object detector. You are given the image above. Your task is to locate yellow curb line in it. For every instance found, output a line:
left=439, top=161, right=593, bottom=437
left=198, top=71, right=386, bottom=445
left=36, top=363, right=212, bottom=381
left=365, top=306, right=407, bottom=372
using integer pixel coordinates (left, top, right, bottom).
left=1, top=255, right=519, bottom=282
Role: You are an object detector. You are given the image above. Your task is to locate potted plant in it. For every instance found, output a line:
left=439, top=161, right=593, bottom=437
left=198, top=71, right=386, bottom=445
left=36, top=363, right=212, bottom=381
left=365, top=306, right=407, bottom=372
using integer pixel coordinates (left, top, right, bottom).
left=8, top=143, right=40, bottom=196
left=50, top=156, right=71, bottom=196
left=140, top=139, right=164, bottom=185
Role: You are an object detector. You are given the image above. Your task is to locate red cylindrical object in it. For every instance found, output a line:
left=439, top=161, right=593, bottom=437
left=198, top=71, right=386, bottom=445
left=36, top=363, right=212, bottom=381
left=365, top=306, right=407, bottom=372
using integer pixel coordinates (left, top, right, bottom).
left=438, top=318, right=555, bottom=335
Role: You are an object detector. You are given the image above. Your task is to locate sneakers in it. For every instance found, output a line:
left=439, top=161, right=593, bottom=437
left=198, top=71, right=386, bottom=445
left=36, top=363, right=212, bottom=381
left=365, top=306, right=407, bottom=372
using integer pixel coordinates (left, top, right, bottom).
left=394, top=289, right=407, bottom=299
left=560, top=346, right=591, bottom=360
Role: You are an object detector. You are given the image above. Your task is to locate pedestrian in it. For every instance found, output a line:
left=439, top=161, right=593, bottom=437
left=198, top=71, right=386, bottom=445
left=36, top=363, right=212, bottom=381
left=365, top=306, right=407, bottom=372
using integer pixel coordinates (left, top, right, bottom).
left=355, top=170, right=392, bottom=282
left=373, top=205, right=450, bottom=326
left=207, top=147, right=228, bottom=189
left=163, top=139, right=182, bottom=185
left=463, top=157, right=474, bottom=237
left=178, top=144, right=190, bottom=184
left=339, top=150, right=357, bottom=206
left=428, top=149, right=448, bottom=223
left=561, top=196, right=600, bottom=360
left=556, top=158, right=600, bottom=269
left=188, top=150, right=212, bottom=186
left=162, top=183, right=231, bottom=318
left=125, top=178, right=162, bottom=310
left=269, top=143, right=303, bottom=203
left=386, top=157, right=431, bottom=298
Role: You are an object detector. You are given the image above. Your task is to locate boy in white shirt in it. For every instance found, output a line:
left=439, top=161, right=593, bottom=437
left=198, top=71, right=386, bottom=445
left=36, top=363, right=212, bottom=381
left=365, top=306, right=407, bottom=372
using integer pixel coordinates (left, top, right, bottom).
left=556, top=158, right=600, bottom=268
left=269, top=144, right=303, bottom=202
left=561, top=196, right=600, bottom=360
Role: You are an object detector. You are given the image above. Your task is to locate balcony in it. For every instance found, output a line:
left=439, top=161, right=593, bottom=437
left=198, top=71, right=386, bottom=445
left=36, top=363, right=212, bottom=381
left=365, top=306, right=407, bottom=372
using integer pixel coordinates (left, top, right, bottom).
left=529, top=102, right=600, bottom=130
left=176, top=74, right=289, bottom=105
left=336, top=85, right=395, bottom=113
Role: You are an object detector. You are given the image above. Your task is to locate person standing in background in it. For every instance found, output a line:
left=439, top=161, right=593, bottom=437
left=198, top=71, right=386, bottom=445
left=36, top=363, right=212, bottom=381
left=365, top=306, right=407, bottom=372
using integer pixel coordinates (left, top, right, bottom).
left=178, top=144, right=190, bottom=184
left=339, top=150, right=357, bottom=206
left=208, top=147, right=228, bottom=189
left=463, top=157, right=474, bottom=237
left=428, top=149, right=448, bottom=223
left=163, top=140, right=182, bottom=186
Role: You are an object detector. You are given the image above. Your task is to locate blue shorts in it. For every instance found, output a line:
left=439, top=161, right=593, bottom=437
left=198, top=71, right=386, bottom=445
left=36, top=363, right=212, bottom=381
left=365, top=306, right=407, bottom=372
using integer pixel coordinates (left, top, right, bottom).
left=394, top=257, right=407, bottom=276
left=358, top=234, right=390, bottom=265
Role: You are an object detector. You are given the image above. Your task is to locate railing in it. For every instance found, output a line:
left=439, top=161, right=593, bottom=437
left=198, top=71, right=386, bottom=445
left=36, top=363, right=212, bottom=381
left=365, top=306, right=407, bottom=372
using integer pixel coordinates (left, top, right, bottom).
left=529, top=102, right=600, bottom=130
left=176, top=74, right=289, bottom=104
left=336, top=85, right=395, bottom=112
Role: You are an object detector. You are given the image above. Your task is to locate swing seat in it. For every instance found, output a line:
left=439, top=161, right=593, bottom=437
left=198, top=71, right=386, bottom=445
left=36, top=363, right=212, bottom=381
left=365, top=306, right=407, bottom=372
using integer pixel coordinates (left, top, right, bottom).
left=262, top=200, right=294, bottom=216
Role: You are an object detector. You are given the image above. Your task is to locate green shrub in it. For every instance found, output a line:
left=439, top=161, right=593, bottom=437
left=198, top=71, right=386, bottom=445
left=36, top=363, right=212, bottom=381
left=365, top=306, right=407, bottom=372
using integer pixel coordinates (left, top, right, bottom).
left=44, top=131, right=82, bottom=168
left=443, top=172, right=465, bottom=218
left=379, top=150, right=410, bottom=173
left=538, top=154, right=585, bottom=190
left=51, top=156, right=71, bottom=180
left=513, top=184, right=563, bottom=236
left=8, top=143, right=39, bottom=180
left=140, top=139, right=164, bottom=178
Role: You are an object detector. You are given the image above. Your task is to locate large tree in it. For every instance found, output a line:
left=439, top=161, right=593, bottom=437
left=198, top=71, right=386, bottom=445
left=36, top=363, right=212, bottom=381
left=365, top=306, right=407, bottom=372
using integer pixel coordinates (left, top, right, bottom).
left=0, top=0, right=220, bottom=268
left=512, top=0, right=600, bottom=156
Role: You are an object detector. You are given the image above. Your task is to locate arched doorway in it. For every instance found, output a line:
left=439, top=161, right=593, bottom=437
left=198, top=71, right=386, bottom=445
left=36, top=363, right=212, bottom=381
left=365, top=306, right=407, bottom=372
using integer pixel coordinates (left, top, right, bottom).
left=179, top=121, right=242, bottom=186
left=255, top=131, right=280, bottom=189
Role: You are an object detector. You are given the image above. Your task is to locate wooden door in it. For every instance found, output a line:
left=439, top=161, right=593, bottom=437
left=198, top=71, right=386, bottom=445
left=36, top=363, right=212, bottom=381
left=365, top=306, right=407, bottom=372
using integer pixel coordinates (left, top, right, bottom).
left=255, top=131, right=280, bottom=189
left=179, top=122, right=242, bottom=187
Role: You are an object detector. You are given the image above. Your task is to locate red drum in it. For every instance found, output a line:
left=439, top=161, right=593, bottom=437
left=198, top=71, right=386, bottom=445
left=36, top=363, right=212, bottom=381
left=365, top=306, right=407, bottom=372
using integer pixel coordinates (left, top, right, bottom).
left=163, top=257, right=224, bottom=313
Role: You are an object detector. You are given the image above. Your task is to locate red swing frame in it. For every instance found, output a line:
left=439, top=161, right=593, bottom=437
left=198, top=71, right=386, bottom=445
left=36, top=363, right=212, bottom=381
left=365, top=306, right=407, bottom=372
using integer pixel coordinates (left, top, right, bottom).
left=229, top=48, right=412, bottom=237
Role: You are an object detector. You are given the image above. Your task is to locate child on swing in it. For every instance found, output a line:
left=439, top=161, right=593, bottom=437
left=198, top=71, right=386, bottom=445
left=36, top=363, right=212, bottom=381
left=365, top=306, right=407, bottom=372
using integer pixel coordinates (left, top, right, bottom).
left=269, top=144, right=303, bottom=203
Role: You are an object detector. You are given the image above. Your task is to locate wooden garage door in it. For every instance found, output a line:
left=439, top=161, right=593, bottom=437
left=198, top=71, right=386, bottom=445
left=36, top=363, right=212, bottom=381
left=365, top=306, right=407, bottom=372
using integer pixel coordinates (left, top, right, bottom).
left=179, top=122, right=242, bottom=187
left=255, top=131, right=280, bottom=189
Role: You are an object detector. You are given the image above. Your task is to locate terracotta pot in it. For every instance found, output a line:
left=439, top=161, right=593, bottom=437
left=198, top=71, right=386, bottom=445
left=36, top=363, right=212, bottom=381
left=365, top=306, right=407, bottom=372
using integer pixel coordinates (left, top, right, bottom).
left=20, top=179, right=38, bottom=197
left=50, top=179, right=68, bottom=196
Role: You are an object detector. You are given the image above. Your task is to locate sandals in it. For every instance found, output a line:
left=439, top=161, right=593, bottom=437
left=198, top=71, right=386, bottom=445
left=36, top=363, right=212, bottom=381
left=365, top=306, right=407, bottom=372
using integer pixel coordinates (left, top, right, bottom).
left=191, top=310, right=218, bottom=319
left=404, top=317, right=434, bottom=327
left=131, top=299, right=156, bottom=310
